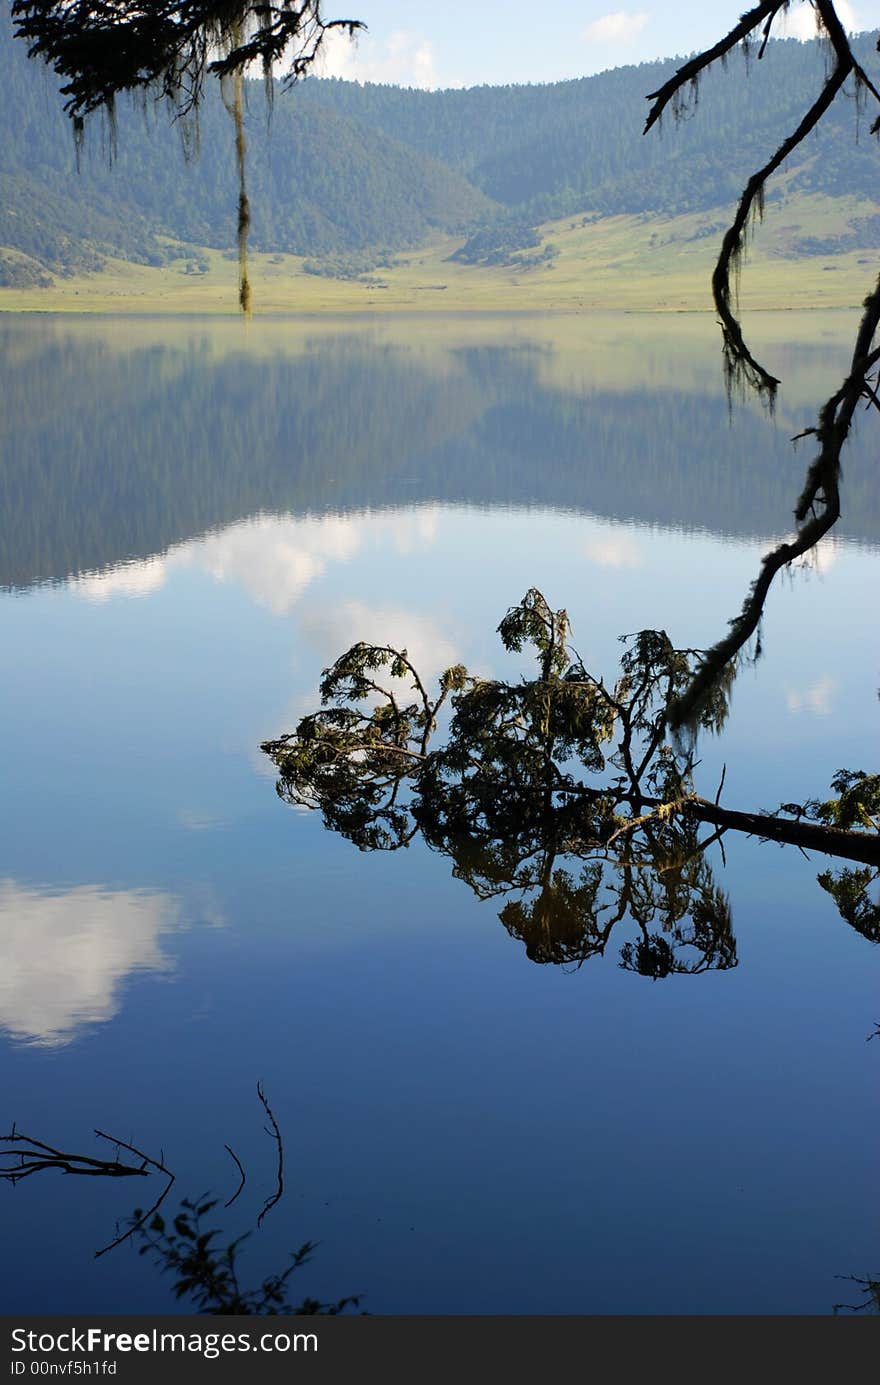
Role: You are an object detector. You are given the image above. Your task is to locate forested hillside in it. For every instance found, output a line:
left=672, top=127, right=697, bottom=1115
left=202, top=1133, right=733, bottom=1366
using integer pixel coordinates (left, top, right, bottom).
left=0, top=9, right=493, bottom=283
left=3, top=324, right=879, bottom=587
left=3, top=11, right=880, bottom=285
left=297, top=33, right=880, bottom=220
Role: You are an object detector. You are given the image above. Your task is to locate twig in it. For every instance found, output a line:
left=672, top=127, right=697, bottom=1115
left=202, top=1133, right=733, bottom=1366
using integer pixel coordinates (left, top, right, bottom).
left=223, top=1144, right=247, bottom=1209
left=714, top=763, right=727, bottom=807
left=1, top=1128, right=151, bottom=1184
left=644, top=4, right=880, bottom=725
left=832, top=1272, right=880, bottom=1314
left=644, top=3, right=783, bottom=133
left=256, top=1083, right=284, bottom=1228
left=92, top=1130, right=175, bottom=1259
left=605, top=798, right=689, bottom=849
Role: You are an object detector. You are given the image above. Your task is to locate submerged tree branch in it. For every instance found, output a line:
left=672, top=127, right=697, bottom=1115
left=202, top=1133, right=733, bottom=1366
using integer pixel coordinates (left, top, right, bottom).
left=1, top=1128, right=152, bottom=1183
left=224, top=1144, right=247, bottom=1209
left=92, top=1129, right=176, bottom=1258
left=256, top=1082, right=284, bottom=1228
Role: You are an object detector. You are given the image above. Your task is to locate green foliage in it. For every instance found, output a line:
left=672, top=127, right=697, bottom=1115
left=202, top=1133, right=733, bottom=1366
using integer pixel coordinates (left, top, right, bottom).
left=807, top=769, right=880, bottom=831
left=263, top=589, right=737, bottom=974
left=296, top=33, right=880, bottom=222
left=448, top=221, right=558, bottom=271
left=618, top=876, right=735, bottom=978
left=779, top=770, right=880, bottom=939
left=302, top=250, right=399, bottom=280
left=0, top=12, right=492, bottom=277
left=10, top=3, right=362, bottom=120
left=4, top=17, right=880, bottom=278
left=265, top=587, right=880, bottom=970
left=816, top=866, right=880, bottom=942
left=266, top=640, right=465, bottom=852
left=132, top=1197, right=361, bottom=1316
left=0, top=253, right=53, bottom=288
left=450, top=223, right=546, bottom=268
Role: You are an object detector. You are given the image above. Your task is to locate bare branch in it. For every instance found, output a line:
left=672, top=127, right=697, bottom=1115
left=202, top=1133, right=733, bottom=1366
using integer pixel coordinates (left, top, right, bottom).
left=224, top=1144, right=247, bottom=1209
left=669, top=271, right=880, bottom=731
left=91, top=1130, right=176, bottom=1258
left=646, top=1, right=880, bottom=400
left=644, top=4, right=784, bottom=133
left=256, top=1082, right=284, bottom=1228
left=0, top=1129, right=150, bottom=1184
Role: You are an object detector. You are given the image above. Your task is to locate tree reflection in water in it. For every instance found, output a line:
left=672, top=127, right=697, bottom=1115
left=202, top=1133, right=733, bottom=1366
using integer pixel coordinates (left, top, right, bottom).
left=128, top=1197, right=362, bottom=1316
left=2, top=1088, right=363, bottom=1316
left=9, top=592, right=874, bottom=1312
left=263, top=589, right=879, bottom=973
left=6, top=624, right=879, bottom=1313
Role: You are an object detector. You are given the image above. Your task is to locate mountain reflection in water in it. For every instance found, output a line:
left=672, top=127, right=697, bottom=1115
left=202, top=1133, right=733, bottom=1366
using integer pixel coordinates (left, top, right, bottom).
left=0, top=316, right=877, bottom=1316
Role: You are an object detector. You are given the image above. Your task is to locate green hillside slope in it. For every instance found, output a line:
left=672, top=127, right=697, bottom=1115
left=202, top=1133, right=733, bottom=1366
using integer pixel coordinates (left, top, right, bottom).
left=0, top=10, right=493, bottom=282
left=294, top=33, right=880, bottom=219
left=3, top=13, right=880, bottom=287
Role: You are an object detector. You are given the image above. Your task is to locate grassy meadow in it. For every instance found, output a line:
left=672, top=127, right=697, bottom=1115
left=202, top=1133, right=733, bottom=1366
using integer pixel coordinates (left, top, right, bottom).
left=1, top=193, right=877, bottom=317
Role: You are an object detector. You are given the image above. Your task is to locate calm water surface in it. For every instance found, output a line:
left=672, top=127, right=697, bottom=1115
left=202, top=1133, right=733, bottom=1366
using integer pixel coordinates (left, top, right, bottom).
left=0, top=313, right=877, bottom=1313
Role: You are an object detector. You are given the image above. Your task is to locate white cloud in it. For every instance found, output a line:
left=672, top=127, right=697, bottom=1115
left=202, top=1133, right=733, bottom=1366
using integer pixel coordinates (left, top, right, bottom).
left=582, top=10, right=650, bottom=45
left=786, top=673, right=837, bottom=716
left=70, top=511, right=442, bottom=617
left=792, top=534, right=840, bottom=574
left=385, top=508, right=439, bottom=555
left=299, top=600, right=462, bottom=689
left=188, top=514, right=363, bottom=615
left=583, top=533, right=643, bottom=567
left=780, top=1, right=859, bottom=39
left=184, top=510, right=440, bottom=613
left=73, top=556, right=167, bottom=603
left=0, top=881, right=179, bottom=1047
left=318, top=28, right=441, bottom=89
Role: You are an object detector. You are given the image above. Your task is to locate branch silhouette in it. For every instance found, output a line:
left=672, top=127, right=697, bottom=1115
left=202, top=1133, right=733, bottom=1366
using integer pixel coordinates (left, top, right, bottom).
left=263, top=590, right=880, bottom=973
left=644, top=3, right=880, bottom=728
left=3, top=1090, right=362, bottom=1313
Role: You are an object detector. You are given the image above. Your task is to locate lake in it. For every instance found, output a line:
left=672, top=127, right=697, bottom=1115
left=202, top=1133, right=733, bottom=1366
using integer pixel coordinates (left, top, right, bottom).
left=0, top=311, right=877, bottom=1314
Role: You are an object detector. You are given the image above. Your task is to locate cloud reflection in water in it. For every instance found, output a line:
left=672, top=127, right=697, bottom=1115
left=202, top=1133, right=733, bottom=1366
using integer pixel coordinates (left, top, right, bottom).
left=0, top=880, right=179, bottom=1047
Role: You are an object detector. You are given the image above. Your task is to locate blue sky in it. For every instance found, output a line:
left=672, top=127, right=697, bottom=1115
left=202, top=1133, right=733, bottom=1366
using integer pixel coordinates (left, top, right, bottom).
left=317, top=1, right=880, bottom=88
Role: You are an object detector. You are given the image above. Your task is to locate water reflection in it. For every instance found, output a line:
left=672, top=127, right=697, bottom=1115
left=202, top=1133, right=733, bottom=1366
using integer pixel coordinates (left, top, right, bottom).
left=1, top=319, right=878, bottom=1314
left=0, top=881, right=179, bottom=1046
left=818, top=866, right=880, bottom=943
left=130, top=1195, right=362, bottom=1316
left=3, top=319, right=880, bottom=593
left=2, top=1092, right=362, bottom=1314
left=65, top=511, right=443, bottom=615
left=263, top=589, right=879, bottom=972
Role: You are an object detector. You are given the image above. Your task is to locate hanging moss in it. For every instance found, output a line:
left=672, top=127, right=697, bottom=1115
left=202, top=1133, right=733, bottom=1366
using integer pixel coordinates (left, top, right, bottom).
left=10, top=2, right=364, bottom=311
left=220, top=27, right=252, bottom=315
left=644, top=1, right=880, bottom=727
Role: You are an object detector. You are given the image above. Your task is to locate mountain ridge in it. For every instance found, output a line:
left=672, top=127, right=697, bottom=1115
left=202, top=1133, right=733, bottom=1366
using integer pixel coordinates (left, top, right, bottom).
left=3, top=15, right=880, bottom=286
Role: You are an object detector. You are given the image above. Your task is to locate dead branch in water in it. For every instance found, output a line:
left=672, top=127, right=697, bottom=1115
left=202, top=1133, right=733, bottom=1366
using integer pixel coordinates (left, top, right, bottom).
left=256, top=1081, right=284, bottom=1228
left=92, top=1130, right=176, bottom=1258
left=224, top=1143, right=247, bottom=1209
left=1, top=1126, right=152, bottom=1183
